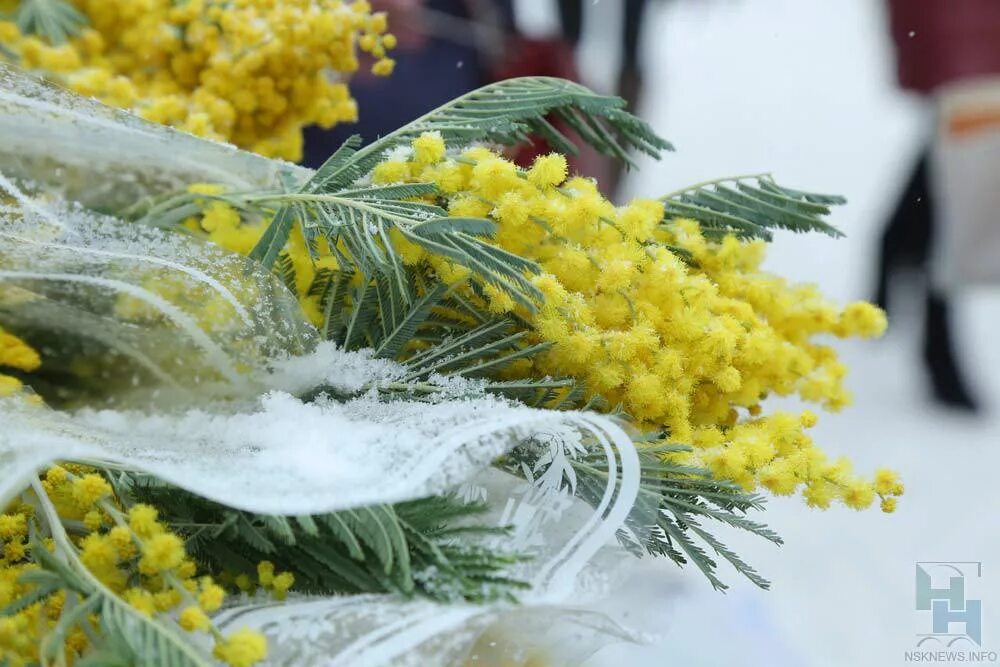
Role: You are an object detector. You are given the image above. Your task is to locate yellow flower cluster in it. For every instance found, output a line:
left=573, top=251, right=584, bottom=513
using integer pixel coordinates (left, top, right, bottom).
left=0, top=0, right=395, bottom=160
left=0, top=466, right=269, bottom=666
left=0, top=499, right=58, bottom=666
left=177, top=134, right=902, bottom=512
left=368, top=135, right=902, bottom=512
left=254, top=560, right=295, bottom=600
left=0, top=325, right=40, bottom=398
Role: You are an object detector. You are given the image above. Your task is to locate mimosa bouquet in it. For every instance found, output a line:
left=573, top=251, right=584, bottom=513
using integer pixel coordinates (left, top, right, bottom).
left=0, top=3, right=901, bottom=665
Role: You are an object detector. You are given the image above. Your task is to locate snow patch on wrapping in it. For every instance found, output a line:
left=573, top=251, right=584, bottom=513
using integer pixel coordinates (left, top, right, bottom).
left=263, top=342, right=407, bottom=395
left=263, top=341, right=498, bottom=398
left=1, top=391, right=587, bottom=515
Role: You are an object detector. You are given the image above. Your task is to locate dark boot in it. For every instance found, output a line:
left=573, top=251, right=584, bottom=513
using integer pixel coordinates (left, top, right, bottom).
left=922, top=290, right=979, bottom=412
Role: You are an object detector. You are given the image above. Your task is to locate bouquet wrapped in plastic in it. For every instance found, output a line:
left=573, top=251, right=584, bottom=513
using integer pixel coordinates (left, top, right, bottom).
left=0, top=15, right=900, bottom=663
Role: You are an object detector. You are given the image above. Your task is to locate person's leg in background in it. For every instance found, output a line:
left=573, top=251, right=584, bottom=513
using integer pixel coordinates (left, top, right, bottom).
left=556, top=0, right=583, bottom=47
left=874, top=152, right=932, bottom=313
left=923, top=290, right=977, bottom=410
left=619, top=0, right=648, bottom=111
left=556, top=0, right=649, bottom=107
left=875, top=149, right=979, bottom=411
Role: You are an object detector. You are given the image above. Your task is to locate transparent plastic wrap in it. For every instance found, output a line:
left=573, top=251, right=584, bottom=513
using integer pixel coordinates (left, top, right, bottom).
left=0, top=63, right=309, bottom=211
left=0, top=64, right=668, bottom=665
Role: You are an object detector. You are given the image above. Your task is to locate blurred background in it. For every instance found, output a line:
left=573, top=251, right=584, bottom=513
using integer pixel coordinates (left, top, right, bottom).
left=306, top=1, right=1000, bottom=664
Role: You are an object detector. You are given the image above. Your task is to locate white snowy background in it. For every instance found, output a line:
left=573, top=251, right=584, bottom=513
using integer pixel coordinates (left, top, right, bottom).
left=513, top=0, right=1000, bottom=665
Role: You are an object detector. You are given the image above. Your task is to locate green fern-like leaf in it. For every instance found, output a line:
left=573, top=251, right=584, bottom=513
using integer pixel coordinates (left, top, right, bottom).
left=97, top=594, right=213, bottom=667
left=0, top=575, right=61, bottom=617
left=275, top=252, right=298, bottom=295
left=661, top=174, right=845, bottom=241
left=374, top=282, right=448, bottom=359
left=483, top=378, right=579, bottom=407
left=14, top=0, right=88, bottom=44
left=122, top=474, right=528, bottom=603
left=232, top=77, right=672, bottom=308
left=244, top=189, right=543, bottom=310
left=304, top=77, right=673, bottom=194
left=565, top=443, right=781, bottom=591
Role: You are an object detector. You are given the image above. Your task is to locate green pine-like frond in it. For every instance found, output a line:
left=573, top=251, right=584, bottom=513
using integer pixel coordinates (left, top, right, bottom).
left=661, top=174, right=845, bottom=241
left=123, top=475, right=528, bottom=603
left=571, top=443, right=781, bottom=591
left=96, top=593, right=213, bottom=667
left=483, top=378, right=580, bottom=407
left=304, top=77, right=674, bottom=194
left=275, top=252, right=298, bottom=295
left=374, top=282, right=448, bottom=359
left=235, top=187, right=543, bottom=311
left=13, top=0, right=88, bottom=44
left=229, top=77, right=672, bottom=302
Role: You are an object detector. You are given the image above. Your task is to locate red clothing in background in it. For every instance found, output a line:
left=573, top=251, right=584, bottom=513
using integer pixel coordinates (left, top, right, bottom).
left=887, top=0, right=1000, bottom=93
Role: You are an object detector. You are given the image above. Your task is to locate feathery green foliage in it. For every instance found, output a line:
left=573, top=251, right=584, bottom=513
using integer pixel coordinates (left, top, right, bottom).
left=304, top=77, right=672, bottom=197
left=571, top=443, right=782, bottom=591
left=660, top=174, right=845, bottom=241
left=11, top=0, right=88, bottom=44
left=122, top=474, right=528, bottom=603
left=240, top=76, right=674, bottom=290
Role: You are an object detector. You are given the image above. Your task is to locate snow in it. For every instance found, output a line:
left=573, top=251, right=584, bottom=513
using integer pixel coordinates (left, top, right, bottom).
left=553, top=0, right=1000, bottom=664
left=265, top=341, right=407, bottom=395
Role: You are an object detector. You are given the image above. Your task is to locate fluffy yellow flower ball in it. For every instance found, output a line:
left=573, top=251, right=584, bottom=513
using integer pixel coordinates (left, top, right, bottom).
left=181, top=132, right=903, bottom=513
left=0, top=326, right=41, bottom=399
left=179, top=606, right=212, bottom=632
left=214, top=628, right=268, bottom=667
left=139, top=533, right=186, bottom=574
left=371, top=136, right=901, bottom=512
left=0, top=328, right=41, bottom=372
left=0, top=0, right=396, bottom=160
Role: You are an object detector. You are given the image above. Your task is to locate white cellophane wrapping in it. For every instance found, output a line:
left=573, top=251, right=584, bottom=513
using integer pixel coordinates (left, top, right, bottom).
left=0, top=64, right=661, bottom=665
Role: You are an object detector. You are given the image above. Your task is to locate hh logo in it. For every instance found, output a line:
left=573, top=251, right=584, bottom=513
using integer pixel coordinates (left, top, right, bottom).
left=916, top=562, right=983, bottom=647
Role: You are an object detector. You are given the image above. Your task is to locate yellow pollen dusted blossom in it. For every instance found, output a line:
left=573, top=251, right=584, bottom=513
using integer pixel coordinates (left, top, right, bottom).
left=179, top=606, right=212, bottom=632
left=0, top=327, right=40, bottom=372
left=527, top=153, right=568, bottom=188
left=128, top=503, right=164, bottom=539
left=183, top=134, right=900, bottom=513
left=180, top=133, right=900, bottom=512
left=139, top=533, right=186, bottom=574
left=214, top=628, right=269, bottom=667
left=352, top=134, right=899, bottom=512
left=0, top=466, right=271, bottom=665
left=71, top=473, right=112, bottom=508
left=0, top=1, right=396, bottom=160
left=198, top=580, right=227, bottom=612
left=412, top=131, right=446, bottom=164
left=0, top=325, right=40, bottom=398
